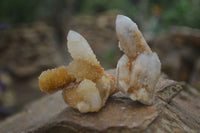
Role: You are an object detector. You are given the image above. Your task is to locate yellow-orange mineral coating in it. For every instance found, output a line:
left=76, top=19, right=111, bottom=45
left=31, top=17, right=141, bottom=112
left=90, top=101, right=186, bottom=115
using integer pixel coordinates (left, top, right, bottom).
left=38, top=66, right=72, bottom=93
left=62, top=79, right=102, bottom=113
left=62, top=73, right=115, bottom=113
left=67, top=60, right=104, bottom=82
left=38, top=30, right=116, bottom=113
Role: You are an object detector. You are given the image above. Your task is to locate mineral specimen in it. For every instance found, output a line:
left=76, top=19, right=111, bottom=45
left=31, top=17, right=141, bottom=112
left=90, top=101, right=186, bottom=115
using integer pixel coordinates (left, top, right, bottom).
left=39, top=66, right=73, bottom=93
left=66, top=31, right=104, bottom=82
left=62, top=31, right=115, bottom=113
left=38, top=14, right=161, bottom=113
left=116, top=15, right=161, bottom=105
left=38, top=31, right=115, bottom=113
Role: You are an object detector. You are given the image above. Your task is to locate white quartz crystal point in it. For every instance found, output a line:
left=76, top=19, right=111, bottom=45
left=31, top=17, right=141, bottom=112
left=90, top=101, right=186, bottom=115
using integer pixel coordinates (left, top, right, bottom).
left=116, top=15, right=152, bottom=59
left=67, top=30, right=99, bottom=66
left=116, top=54, right=131, bottom=93
left=117, top=52, right=161, bottom=105
left=76, top=79, right=102, bottom=113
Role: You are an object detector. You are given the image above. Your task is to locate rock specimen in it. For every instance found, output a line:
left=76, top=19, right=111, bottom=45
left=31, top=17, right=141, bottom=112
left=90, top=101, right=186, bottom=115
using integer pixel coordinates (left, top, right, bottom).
left=116, top=15, right=161, bottom=105
left=3, top=72, right=198, bottom=133
left=38, top=31, right=115, bottom=113
left=62, top=31, right=115, bottom=113
left=39, top=14, right=161, bottom=112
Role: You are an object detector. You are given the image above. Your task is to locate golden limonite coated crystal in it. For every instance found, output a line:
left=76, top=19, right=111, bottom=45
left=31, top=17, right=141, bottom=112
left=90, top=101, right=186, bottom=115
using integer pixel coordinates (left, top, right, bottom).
left=39, top=31, right=115, bottom=113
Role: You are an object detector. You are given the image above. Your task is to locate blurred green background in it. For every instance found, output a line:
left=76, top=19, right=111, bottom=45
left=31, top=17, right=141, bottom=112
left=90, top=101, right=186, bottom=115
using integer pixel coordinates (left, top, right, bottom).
left=0, top=0, right=199, bottom=121
left=0, top=0, right=199, bottom=28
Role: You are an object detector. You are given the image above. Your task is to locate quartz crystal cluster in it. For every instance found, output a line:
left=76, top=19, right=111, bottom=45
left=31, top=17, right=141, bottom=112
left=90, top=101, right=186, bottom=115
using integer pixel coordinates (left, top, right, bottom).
left=39, top=31, right=115, bottom=113
left=116, top=15, right=161, bottom=105
left=62, top=31, right=115, bottom=113
left=38, top=14, right=161, bottom=113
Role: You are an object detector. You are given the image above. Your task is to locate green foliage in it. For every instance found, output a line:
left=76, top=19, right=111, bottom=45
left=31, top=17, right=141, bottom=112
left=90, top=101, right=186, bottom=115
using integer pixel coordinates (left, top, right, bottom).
left=160, top=0, right=200, bottom=28
left=103, top=48, right=116, bottom=64
left=0, top=0, right=199, bottom=29
left=0, top=0, right=42, bottom=24
left=79, top=0, right=136, bottom=17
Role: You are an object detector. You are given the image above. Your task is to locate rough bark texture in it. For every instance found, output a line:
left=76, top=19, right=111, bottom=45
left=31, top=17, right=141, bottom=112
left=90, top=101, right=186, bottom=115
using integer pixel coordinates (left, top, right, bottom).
left=0, top=70, right=199, bottom=133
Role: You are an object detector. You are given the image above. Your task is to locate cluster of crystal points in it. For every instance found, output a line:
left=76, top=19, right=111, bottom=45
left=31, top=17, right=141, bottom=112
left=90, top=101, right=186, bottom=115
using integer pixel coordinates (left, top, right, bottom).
left=38, top=14, right=161, bottom=113
left=39, top=31, right=115, bottom=113
left=116, top=15, right=161, bottom=105
left=63, top=31, right=115, bottom=113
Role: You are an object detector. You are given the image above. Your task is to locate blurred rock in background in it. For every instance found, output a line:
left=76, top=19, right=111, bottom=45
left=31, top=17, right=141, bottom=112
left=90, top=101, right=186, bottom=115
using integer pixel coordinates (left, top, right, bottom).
left=150, top=26, right=200, bottom=89
left=0, top=23, right=64, bottom=120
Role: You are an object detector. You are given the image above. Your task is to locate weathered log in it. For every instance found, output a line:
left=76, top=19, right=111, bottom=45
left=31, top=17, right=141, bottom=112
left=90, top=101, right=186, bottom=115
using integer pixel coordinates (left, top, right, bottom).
left=0, top=70, right=199, bottom=133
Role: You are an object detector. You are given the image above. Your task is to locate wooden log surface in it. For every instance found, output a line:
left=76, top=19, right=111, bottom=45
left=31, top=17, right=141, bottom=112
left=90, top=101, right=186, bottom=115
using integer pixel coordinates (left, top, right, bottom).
left=0, top=70, right=199, bottom=133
